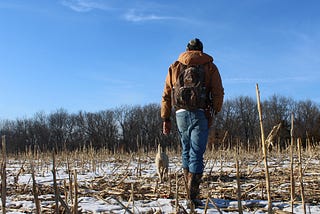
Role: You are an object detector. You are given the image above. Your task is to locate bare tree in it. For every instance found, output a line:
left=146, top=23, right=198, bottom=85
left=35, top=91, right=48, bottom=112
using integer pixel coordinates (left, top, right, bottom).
left=84, top=110, right=118, bottom=150
left=262, top=95, right=294, bottom=149
left=294, top=100, right=320, bottom=143
left=234, top=96, right=259, bottom=146
left=48, top=108, right=73, bottom=151
left=29, top=112, right=50, bottom=151
left=216, top=96, right=259, bottom=149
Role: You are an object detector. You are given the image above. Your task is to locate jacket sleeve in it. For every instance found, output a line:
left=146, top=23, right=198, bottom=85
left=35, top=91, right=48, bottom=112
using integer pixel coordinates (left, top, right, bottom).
left=210, top=63, right=224, bottom=113
left=161, top=66, right=174, bottom=121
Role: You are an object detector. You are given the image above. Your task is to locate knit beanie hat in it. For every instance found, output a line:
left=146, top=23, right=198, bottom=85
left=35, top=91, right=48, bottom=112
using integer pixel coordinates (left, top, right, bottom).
left=186, top=38, right=203, bottom=51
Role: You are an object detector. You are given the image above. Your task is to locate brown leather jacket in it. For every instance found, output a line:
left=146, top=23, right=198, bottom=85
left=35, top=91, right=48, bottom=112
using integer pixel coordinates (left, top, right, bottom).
left=161, top=50, right=224, bottom=121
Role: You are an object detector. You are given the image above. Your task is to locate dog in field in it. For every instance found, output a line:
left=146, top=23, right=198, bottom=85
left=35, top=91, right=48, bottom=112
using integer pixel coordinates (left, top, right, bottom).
left=155, top=143, right=169, bottom=183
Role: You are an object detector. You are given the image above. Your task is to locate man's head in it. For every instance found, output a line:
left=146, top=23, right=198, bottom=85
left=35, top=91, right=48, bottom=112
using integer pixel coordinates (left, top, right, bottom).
left=186, top=38, right=203, bottom=52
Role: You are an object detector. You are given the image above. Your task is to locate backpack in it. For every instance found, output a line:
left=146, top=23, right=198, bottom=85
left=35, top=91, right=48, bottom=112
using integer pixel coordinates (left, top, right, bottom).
left=172, top=64, right=208, bottom=110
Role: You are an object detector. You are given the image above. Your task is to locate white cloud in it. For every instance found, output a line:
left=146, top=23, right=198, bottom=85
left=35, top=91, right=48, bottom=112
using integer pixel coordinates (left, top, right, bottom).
left=225, top=76, right=313, bottom=84
left=61, top=0, right=185, bottom=23
left=61, top=0, right=112, bottom=12
left=123, top=9, right=176, bottom=22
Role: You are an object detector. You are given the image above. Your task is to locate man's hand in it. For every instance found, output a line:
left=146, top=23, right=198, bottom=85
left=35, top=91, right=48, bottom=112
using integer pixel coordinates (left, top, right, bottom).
left=162, top=121, right=171, bottom=135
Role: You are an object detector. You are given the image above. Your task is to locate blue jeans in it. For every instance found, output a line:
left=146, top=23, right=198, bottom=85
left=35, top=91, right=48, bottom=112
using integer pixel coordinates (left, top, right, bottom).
left=175, top=109, right=209, bottom=174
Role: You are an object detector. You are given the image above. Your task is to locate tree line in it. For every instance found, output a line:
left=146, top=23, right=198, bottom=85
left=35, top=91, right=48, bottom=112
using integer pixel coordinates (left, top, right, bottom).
left=0, top=95, right=319, bottom=154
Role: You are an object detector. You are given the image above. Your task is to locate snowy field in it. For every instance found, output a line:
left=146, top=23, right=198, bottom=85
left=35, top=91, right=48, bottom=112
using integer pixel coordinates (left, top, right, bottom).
left=1, top=148, right=320, bottom=214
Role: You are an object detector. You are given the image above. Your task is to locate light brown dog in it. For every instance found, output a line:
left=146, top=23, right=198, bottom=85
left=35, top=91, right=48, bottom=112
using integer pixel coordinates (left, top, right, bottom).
left=155, top=143, right=169, bottom=182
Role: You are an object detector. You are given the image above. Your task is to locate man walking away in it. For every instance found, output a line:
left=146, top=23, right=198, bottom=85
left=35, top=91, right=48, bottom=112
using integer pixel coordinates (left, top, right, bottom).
left=161, top=38, right=224, bottom=207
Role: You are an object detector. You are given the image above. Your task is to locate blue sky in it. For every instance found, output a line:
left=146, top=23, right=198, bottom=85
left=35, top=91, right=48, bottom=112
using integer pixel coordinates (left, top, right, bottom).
left=0, top=0, right=319, bottom=120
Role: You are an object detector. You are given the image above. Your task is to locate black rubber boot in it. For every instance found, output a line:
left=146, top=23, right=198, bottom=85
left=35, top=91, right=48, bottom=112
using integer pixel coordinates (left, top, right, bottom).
left=187, top=173, right=203, bottom=208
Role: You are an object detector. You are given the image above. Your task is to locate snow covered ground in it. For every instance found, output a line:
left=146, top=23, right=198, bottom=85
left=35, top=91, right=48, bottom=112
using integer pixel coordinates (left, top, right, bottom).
left=2, top=150, right=320, bottom=213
